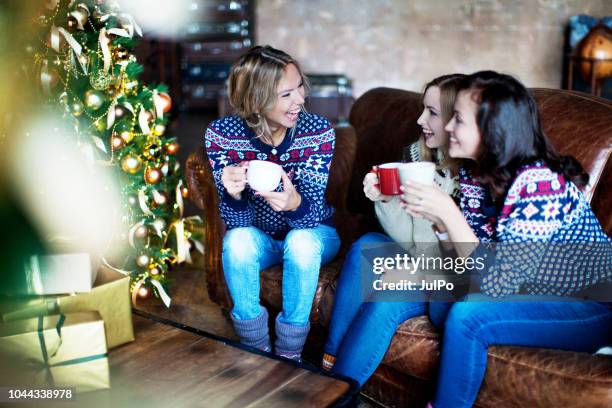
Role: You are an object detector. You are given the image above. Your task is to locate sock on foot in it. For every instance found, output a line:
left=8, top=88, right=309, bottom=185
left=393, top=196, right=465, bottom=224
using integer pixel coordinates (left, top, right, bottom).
left=322, top=353, right=336, bottom=371
left=274, top=314, right=310, bottom=361
left=231, top=306, right=271, bottom=352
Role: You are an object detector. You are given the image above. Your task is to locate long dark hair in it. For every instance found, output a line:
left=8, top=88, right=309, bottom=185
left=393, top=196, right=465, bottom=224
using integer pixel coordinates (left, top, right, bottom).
left=459, top=71, right=588, bottom=201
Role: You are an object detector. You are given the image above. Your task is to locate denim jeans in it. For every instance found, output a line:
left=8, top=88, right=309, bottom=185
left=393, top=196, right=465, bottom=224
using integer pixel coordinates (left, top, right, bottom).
left=326, top=232, right=612, bottom=400
left=325, top=232, right=433, bottom=385
left=222, top=224, right=340, bottom=326
left=432, top=295, right=612, bottom=408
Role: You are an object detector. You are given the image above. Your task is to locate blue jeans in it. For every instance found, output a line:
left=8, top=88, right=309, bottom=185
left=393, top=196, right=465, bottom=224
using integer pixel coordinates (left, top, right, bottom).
left=222, top=225, right=340, bottom=326
left=433, top=295, right=612, bottom=408
left=326, top=233, right=612, bottom=400
left=325, top=232, right=434, bottom=385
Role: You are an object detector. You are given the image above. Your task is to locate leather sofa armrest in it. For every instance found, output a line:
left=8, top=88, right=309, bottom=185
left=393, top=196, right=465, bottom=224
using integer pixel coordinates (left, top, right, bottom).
left=326, top=124, right=358, bottom=212
left=185, top=147, right=232, bottom=309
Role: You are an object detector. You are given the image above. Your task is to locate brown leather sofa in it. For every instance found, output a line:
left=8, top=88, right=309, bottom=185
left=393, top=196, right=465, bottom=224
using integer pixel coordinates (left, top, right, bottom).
left=185, top=87, right=612, bottom=408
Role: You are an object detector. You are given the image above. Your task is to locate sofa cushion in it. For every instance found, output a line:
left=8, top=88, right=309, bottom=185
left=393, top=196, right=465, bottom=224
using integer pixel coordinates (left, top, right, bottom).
left=476, top=347, right=612, bottom=407
left=259, top=260, right=342, bottom=324
left=381, top=316, right=440, bottom=380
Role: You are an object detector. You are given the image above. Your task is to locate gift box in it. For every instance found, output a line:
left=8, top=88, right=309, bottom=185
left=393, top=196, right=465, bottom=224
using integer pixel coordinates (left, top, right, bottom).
left=22, top=253, right=96, bottom=295
left=0, top=311, right=109, bottom=392
left=1, top=265, right=134, bottom=349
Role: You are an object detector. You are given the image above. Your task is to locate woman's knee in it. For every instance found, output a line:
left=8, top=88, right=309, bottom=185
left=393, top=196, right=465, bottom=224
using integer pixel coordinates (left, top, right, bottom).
left=223, top=227, right=261, bottom=262
left=284, top=229, right=323, bottom=259
left=362, top=301, right=426, bottom=326
left=444, top=301, right=491, bottom=339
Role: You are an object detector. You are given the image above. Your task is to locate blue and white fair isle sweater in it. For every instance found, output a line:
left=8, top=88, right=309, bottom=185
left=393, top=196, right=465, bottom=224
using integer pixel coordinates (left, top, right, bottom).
left=204, top=112, right=336, bottom=239
left=461, top=162, right=612, bottom=297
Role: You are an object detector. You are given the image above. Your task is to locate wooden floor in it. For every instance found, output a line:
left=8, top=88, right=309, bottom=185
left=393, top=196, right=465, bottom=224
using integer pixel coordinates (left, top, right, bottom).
left=72, top=314, right=354, bottom=408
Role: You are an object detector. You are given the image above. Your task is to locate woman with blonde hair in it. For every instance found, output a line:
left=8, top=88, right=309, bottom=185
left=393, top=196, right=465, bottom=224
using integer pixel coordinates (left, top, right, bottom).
left=322, top=74, right=464, bottom=383
left=204, top=45, right=340, bottom=360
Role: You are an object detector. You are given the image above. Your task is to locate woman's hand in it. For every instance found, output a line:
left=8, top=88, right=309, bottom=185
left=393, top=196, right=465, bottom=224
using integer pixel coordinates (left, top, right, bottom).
left=401, top=180, right=479, bottom=255
left=221, top=161, right=249, bottom=200
left=400, top=180, right=458, bottom=227
left=256, top=170, right=302, bottom=212
left=363, top=167, right=393, bottom=202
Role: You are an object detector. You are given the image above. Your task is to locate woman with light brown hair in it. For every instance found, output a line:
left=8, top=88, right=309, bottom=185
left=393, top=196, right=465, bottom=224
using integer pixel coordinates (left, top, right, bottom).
left=322, top=74, right=465, bottom=381
left=204, top=45, right=340, bottom=360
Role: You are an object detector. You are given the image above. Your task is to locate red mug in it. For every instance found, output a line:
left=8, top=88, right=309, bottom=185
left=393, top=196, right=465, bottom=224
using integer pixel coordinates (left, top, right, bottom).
left=373, top=163, right=402, bottom=195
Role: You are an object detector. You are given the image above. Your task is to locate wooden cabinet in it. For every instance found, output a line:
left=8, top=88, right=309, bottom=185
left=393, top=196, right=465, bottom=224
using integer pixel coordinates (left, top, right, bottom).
left=179, top=0, right=255, bottom=110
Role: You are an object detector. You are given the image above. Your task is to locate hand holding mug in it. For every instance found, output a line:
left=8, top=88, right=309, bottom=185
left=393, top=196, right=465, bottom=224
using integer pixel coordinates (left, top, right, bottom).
left=221, top=161, right=249, bottom=200
left=363, top=168, right=393, bottom=202
left=256, top=170, right=302, bottom=212
left=400, top=180, right=456, bottom=226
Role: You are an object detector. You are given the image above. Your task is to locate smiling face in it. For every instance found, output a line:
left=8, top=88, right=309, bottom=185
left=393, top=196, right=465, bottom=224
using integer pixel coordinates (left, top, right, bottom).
left=416, top=86, right=447, bottom=149
left=445, top=89, right=482, bottom=160
left=264, top=63, right=305, bottom=136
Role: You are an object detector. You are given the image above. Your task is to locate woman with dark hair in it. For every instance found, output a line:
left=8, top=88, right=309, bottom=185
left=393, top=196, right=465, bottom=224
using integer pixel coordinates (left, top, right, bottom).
left=204, top=45, right=340, bottom=361
left=401, top=71, right=612, bottom=408
left=322, top=74, right=465, bottom=382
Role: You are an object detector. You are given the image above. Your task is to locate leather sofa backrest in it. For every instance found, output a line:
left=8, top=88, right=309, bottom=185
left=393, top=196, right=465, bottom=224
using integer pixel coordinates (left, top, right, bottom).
left=532, top=88, right=612, bottom=234
left=345, top=87, right=612, bottom=235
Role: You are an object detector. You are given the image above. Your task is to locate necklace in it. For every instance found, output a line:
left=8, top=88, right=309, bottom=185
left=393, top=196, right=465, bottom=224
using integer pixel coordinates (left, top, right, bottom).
left=267, top=132, right=284, bottom=155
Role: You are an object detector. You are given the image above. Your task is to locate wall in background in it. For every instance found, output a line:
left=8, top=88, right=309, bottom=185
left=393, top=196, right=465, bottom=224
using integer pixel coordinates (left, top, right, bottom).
left=257, top=0, right=611, bottom=96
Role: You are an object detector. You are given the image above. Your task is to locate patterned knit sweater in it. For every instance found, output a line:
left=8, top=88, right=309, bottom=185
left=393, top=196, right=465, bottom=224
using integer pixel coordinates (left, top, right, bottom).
left=460, top=162, right=612, bottom=297
left=204, top=112, right=336, bottom=239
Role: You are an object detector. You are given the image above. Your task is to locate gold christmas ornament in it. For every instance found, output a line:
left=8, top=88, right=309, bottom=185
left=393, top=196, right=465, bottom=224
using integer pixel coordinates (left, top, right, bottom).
left=114, top=105, right=126, bottom=118
left=84, top=90, right=104, bottom=110
left=67, top=3, right=90, bottom=31
left=165, top=142, right=179, bottom=155
left=136, top=254, right=150, bottom=267
left=145, top=168, right=162, bottom=184
left=120, top=130, right=134, bottom=143
left=158, top=92, right=172, bottom=113
left=71, top=101, right=84, bottom=116
left=111, top=136, right=124, bottom=150
left=113, top=47, right=130, bottom=64
left=149, top=265, right=161, bottom=276
left=153, top=124, right=165, bottom=136
left=181, top=186, right=189, bottom=198
left=137, top=286, right=150, bottom=299
left=135, top=225, right=149, bottom=239
left=90, top=71, right=113, bottom=90
left=121, top=154, right=142, bottom=174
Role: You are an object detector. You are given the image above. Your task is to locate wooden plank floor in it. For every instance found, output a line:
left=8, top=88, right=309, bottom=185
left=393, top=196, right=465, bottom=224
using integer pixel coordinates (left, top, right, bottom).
left=71, top=314, right=353, bottom=408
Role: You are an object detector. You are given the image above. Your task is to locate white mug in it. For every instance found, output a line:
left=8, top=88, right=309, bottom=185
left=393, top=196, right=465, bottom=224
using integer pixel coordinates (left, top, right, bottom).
left=398, top=162, right=436, bottom=186
left=247, top=160, right=282, bottom=192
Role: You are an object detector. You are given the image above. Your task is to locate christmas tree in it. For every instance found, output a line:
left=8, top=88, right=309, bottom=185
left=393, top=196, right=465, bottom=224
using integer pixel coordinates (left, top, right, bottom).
left=30, top=0, right=202, bottom=306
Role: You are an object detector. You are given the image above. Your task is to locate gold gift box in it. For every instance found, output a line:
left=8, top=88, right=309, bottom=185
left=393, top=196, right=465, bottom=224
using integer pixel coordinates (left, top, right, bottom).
left=0, top=311, right=109, bottom=393
left=1, top=265, right=134, bottom=349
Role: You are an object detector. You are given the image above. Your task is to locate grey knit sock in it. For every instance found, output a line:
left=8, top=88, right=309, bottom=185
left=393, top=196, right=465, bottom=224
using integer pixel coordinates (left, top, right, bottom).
left=274, top=314, right=310, bottom=361
left=231, top=307, right=271, bottom=352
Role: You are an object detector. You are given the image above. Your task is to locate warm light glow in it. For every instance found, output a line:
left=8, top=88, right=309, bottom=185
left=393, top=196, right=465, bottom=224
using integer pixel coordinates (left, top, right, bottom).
left=116, top=0, right=192, bottom=38
left=10, top=115, right=124, bottom=257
